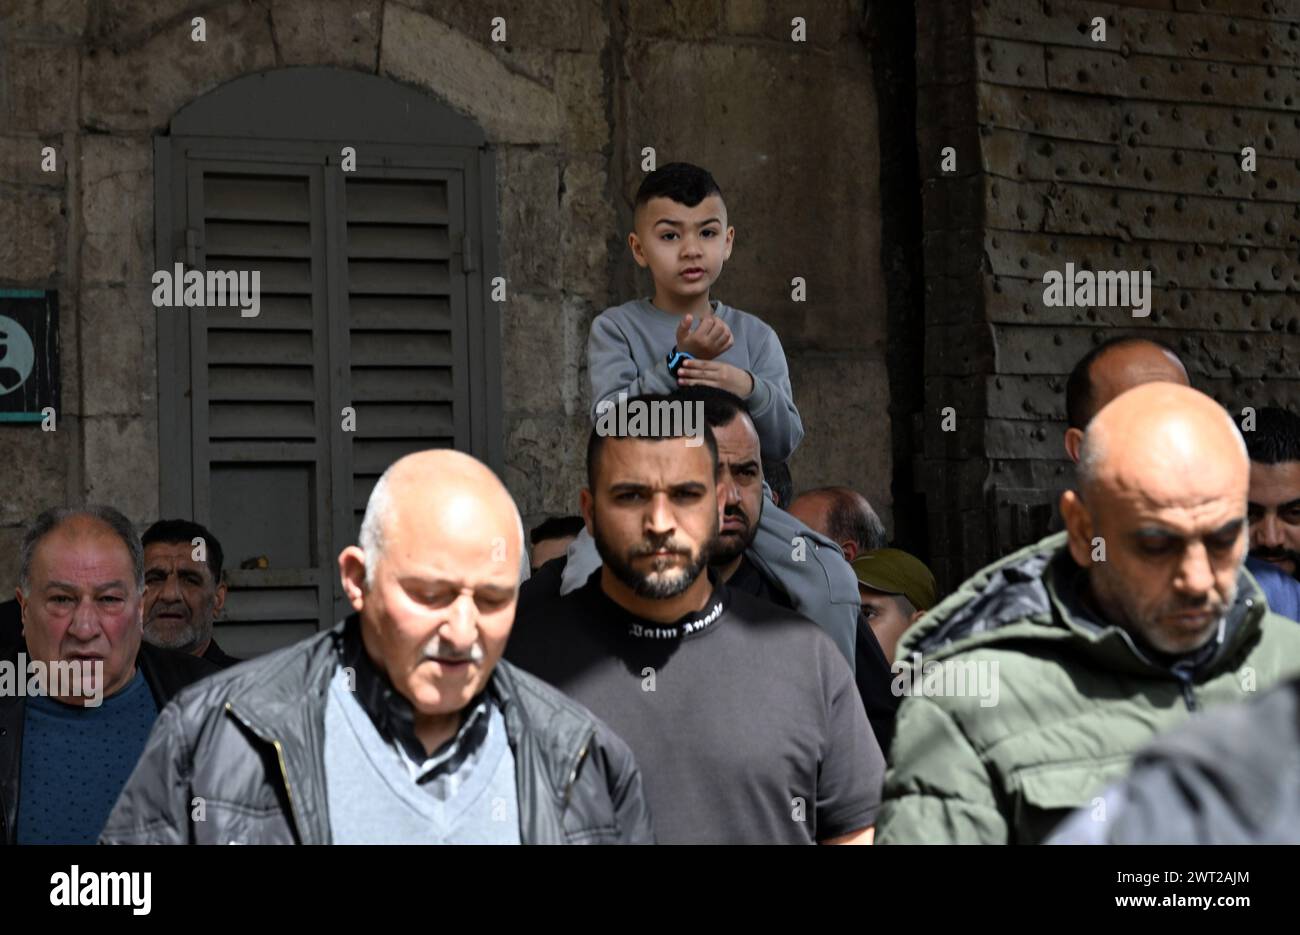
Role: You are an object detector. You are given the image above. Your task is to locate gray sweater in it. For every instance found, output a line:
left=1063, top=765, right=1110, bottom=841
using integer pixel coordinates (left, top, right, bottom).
left=588, top=297, right=805, bottom=461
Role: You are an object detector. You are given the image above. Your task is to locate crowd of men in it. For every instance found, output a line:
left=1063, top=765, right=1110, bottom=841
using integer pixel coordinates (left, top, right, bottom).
left=3, top=163, right=1300, bottom=845
left=5, top=347, right=1299, bottom=847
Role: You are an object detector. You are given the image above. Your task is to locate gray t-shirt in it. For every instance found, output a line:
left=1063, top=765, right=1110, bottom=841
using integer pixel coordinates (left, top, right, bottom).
left=322, top=666, right=520, bottom=844
left=509, top=573, right=883, bottom=843
left=587, top=297, right=805, bottom=461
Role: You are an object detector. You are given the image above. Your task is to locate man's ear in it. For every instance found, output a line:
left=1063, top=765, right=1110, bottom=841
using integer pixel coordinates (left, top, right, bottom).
left=909, top=608, right=926, bottom=625
left=580, top=488, right=595, bottom=535
left=1060, top=489, right=1095, bottom=566
left=338, top=546, right=368, bottom=612
left=841, top=541, right=859, bottom=563
left=1064, top=427, right=1084, bottom=464
left=212, top=581, right=228, bottom=617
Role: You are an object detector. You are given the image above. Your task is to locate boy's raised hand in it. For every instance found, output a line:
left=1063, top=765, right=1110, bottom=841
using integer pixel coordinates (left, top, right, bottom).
left=676, top=313, right=734, bottom=360
left=675, top=359, right=755, bottom=398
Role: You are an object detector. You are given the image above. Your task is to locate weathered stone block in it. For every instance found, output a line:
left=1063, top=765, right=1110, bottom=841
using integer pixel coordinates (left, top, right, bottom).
left=86, top=0, right=200, bottom=48
left=502, top=412, right=590, bottom=520
left=402, top=0, right=607, bottom=52
left=7, top=43, right=77, bottom=134
left=560, top=156, right=616, bottom=300
left=554, top=51, right=608, bottom=152
left=785, top=349, right=893, bottom=532
left=79, top=284, right=154, bottom=417
left=0, top=186, right=63, bottom=282
left=0, top=0, right=89, bottom=38
left=79, top=135, right=152, bottom=286
left=500, top=292, right=587, bottom=417
left=381, top=3, right=561, bottom=144
left=0, top=427, right=74, bottom=527
left=723, top=0, right=856, bottom=48
left=497, top=146, right=562, bottom=293
left=0, top=135, right=66, bottom=186
left=83, top=414, right=159, bottom=524
left=81, top=2, right=276, bottom=131
left=271, top=0, right=381, bottom=70
left=629, top=0, right=723, bottom=38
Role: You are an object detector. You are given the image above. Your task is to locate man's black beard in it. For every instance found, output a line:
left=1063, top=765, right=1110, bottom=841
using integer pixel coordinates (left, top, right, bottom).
left=1250, top=546, right=1300, bottom=579
left=709, top=502, right=759, bottom=567
left=592, top=514, right=716, bottom=599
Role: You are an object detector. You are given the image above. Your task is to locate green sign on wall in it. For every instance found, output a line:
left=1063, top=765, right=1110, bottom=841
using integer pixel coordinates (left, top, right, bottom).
left=0, top=290, right=59, bottom=423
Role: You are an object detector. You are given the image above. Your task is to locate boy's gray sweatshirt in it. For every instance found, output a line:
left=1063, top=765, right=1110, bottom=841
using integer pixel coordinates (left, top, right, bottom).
left=588, top=298, right=805, bottom=462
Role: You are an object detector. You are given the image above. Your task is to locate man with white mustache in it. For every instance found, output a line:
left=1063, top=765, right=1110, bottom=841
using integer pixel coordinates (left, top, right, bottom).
left=103, top=450, right=654, bottom=844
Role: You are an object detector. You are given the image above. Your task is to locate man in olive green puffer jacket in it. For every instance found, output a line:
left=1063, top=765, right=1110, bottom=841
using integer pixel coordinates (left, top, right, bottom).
left=877, top=383, right=1300, bottom=845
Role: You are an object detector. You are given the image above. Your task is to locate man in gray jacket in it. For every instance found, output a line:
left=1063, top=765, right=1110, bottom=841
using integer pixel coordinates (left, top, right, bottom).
left=102, top=450, right=654, bottom=845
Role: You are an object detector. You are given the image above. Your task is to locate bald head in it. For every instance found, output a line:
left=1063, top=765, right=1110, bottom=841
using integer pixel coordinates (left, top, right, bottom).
left=360, top=450, right=523, bottom=581
left=1079, top=383, right=1247, bottom=502
left=1065, top=338, right=1189, bottom=462
left=1062, top=383, right=1250, bottom=655
left=340, top=450, right=524, bottom=734
left=788, top=487, right=887, bottom=563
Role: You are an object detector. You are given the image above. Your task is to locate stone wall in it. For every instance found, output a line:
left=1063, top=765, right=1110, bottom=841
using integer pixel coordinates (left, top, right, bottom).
left=0, top=0, right=890, bottom=592
left=916, top=0, right=1300, bottom=588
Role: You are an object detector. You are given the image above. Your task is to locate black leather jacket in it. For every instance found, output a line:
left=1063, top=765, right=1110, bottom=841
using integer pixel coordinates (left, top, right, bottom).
left=101, top=616, right=655, bottom=844
left=0, top=635, right=218, bottom=844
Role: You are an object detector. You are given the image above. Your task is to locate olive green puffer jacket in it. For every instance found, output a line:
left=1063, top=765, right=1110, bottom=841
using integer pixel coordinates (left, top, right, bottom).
left=876, top=533, right=1300, bottom=845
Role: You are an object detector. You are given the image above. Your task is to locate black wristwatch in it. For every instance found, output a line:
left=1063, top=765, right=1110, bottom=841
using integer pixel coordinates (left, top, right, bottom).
left=667, top=347, right=695, bottom=380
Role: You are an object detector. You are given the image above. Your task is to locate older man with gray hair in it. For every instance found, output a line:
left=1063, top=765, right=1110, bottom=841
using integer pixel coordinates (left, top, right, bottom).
left=103, top=450, right=653, bottom=844
left=1, top=505, right=216, bottom=844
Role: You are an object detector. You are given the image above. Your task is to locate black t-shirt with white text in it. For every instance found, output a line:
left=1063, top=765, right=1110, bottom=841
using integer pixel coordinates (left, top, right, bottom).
left=507, top=570, right=884, bottom=844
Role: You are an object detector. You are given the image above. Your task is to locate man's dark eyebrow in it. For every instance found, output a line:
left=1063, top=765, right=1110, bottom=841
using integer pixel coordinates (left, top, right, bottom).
left=608, top=482, right=651, bottom=495
left=1248, top=498, right=1300, bottom=512
left=669, top=481, right=708, bottom=495
left=729, top=458, right=760, bottom=472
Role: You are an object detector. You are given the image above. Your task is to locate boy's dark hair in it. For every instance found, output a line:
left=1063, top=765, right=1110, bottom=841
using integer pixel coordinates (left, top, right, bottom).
left=587, top=392, right=719, bottom=490
left=1065, top=336, right=1186, bottom=430
left=142, top=518, right=225, bottom=584
left=673, top=386, right=745, bottom=430
left=1244, top=406, right=1300, bottom=465
left=634, top=162, right=724, bottom=212
left=529, top=515, right=586, bottom=545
